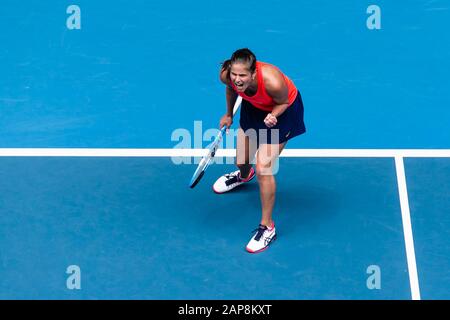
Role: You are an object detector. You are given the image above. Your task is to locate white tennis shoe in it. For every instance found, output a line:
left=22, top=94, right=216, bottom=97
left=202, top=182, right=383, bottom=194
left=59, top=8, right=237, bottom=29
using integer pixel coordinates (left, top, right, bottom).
left=246, top=223, right=277, bottom=253
left=213, top=167, right=255, bottom=194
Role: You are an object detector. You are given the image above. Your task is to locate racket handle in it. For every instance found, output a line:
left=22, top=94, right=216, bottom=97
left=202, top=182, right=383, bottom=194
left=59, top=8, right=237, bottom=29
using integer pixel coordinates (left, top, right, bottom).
left=221, top=96, right=242, bottom=132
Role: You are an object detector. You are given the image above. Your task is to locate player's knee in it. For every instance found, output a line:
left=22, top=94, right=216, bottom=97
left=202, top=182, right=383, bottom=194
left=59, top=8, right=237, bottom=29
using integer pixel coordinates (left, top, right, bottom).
left=256, top=162, right=272, bottom=177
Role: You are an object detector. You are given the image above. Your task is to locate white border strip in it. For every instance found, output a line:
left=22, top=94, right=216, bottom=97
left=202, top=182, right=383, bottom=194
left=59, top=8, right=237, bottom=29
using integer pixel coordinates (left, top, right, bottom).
left=395, top=156, right=421, bottom=300
left=0, top=148, right=449, bottom=157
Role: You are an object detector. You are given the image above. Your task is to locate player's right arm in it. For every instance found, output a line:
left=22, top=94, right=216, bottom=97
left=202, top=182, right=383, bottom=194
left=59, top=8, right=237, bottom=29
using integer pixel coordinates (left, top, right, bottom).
left=219, top=64, right=238, bottom=130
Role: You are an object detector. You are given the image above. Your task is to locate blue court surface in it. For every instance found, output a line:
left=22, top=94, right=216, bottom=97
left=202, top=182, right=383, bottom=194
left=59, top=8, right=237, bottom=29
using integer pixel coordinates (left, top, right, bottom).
left=0, top=1, right=449, bottom=299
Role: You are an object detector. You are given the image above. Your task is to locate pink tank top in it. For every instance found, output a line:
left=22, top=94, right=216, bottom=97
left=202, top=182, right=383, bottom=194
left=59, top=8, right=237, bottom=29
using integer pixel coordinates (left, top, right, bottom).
left=230, top=61, right=298, bottom=111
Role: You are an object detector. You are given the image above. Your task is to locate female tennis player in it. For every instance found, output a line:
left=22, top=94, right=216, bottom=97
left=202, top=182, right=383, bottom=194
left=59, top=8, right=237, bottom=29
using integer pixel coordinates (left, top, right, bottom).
left=214, top=48, right=306, bottom=253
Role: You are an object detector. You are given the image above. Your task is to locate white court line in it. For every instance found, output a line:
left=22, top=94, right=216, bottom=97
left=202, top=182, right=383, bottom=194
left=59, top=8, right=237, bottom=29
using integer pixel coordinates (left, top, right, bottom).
left=395, top=156, right=421, bottom=300
left=0, top=148, right=449, bottom=157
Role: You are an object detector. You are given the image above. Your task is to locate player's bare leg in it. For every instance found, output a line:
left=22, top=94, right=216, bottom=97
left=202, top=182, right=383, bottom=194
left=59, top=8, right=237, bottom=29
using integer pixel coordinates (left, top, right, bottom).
left=255, top=142, right=286, bottom=228
left=245, top=141, right=285, bottom=253
left=236, top=127, right=257, bottom=178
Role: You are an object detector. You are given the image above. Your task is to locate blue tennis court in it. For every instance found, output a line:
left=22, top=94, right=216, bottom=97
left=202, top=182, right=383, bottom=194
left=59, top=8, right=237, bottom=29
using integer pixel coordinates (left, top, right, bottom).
left=0, top=0, right=449, bottom=299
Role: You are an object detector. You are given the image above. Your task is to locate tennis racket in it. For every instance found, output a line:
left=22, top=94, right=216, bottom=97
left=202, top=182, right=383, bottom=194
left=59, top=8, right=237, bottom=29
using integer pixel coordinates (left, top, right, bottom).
left=189, top=96, right=242, bottom=188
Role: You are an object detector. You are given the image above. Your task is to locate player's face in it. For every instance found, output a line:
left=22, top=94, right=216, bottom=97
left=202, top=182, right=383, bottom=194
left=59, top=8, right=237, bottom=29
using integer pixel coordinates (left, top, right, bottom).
left=230, top=63, right=255, bottom=92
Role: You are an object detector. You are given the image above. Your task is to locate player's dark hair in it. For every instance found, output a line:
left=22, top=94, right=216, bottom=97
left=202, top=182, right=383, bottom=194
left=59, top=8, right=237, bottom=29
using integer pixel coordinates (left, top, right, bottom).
left=221, top=48, right=257, bottom=73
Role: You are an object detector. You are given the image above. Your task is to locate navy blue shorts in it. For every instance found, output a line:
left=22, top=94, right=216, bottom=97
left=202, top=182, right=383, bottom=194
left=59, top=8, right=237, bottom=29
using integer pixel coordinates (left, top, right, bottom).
left=239, top=90, right=306, bottom=145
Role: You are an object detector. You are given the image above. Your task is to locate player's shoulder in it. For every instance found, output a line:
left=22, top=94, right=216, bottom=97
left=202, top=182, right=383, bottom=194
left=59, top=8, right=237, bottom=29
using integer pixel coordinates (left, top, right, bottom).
left=261, top=62, right=285, bottom=91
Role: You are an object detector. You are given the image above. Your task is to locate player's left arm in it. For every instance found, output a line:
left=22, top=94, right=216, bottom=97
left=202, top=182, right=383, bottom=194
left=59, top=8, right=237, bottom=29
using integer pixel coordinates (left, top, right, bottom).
left=263, top=66, right=291, bottom=127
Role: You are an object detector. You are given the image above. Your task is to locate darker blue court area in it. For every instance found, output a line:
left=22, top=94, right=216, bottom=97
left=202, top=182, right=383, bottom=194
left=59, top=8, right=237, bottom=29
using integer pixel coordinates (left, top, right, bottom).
left=404, top=158, right=450, bottom=299
left=0, top=157, right=413, bottom=299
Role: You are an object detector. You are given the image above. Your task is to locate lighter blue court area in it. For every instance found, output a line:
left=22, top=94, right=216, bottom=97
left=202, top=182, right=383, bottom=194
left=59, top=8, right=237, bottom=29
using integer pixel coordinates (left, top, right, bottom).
left=0, top=0, right=449, bottom=300
left=1, top=0, right=450, bottom=148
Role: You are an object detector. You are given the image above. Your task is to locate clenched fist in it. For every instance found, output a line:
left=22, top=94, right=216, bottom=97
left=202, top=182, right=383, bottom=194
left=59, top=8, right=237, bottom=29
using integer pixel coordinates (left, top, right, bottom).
left=264, top=113, right=277, bottom=128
